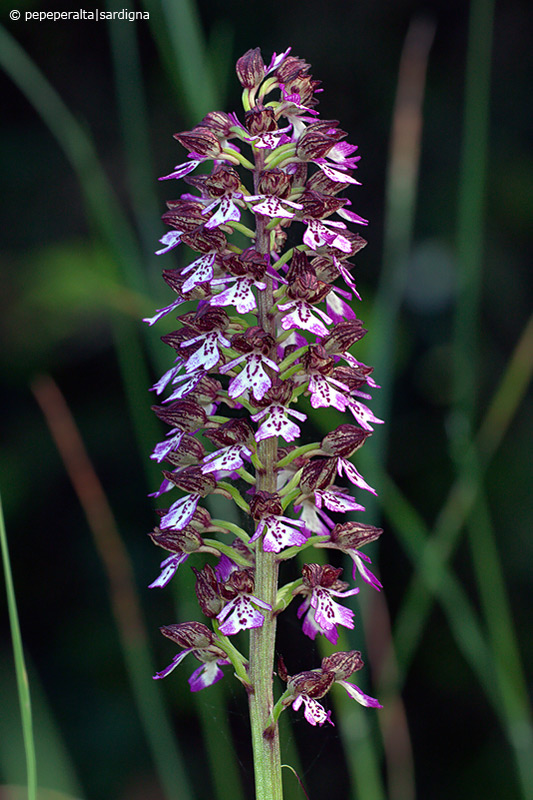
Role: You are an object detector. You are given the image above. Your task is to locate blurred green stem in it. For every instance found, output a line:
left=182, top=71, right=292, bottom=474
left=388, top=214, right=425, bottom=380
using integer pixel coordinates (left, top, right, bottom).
left=468, top=495, right=533, bottom=795
left=0, top=490, right=38, bottom=800
left=357, top=19, right=435, bottom=800
left=452, top=0, right=495, bottom=431
left=451, top=1, right=533, bottom=795
left=391, top=310, right=533, bottom=678
left=390, top=310, right=533, bottom=794
left=106, top=0, right=162, bottom=296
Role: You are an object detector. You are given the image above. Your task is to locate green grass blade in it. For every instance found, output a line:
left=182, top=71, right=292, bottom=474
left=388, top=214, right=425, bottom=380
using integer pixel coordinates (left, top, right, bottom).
left=467, top=496, right=533, bottom=796
left=382, top=468, right=533, bottom=796
left=452, top=0, right=495, bottom=428
left=386, top=308, right=533, bottom=677
left=0, top=653, right=84, bottom=799
left=106, top=0, right=162, bottom=293
left=159, top=0, right=221, bottom=120
left=0, top=490, right=38, bottom=800
left=381, top=475, right=495, bottom=689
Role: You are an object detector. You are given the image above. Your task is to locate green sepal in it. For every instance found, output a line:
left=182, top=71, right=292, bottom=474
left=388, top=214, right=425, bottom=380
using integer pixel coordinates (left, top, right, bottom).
left=215, top=482, right=250, bottom=512
left=280, top=488, right=301, bottom=511
left=276, top=442, right=322, bottom=469
left=278, top=345, right=309, bottom=374
left=257, top=76, right=278, bottom=100
left=277, top=534, right=329, bottom=562
left=202, top=538, right=252, bottom=565
left=236, top=467, right=256, bottom=485
left=274, top=579, right=303, bottom=613
left=278, top=469, right=303, bottom=498
left=224, top=148, right=255, bottom=170
left=212, top=619, right=251, bottom=689
left=209, top=519, right=250, bottom=543
left=226, top=220, right=256, bottom=238
left=264, top=142, right=297, bottom=169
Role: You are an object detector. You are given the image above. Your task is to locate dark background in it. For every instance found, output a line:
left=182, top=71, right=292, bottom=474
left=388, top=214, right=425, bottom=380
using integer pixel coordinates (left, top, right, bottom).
left=1, top=0, right=532, bottom=799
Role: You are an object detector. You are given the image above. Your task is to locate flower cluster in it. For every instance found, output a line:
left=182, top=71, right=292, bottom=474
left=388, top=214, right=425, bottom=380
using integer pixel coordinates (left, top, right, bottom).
left=147, top=47, right=383, bottom=728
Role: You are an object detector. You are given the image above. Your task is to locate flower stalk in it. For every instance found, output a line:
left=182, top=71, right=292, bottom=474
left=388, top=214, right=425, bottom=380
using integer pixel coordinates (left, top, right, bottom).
left=146, top=46, right=384, bottom=800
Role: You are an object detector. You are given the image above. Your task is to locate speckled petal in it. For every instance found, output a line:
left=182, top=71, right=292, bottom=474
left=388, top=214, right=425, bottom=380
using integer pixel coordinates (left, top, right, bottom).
left=160, top=494, right=200, bottom=530
left=337, top=679, right=382, bottom=708
left=217, top=594, right=271, bottom=635
left=149, top=552, right=189, bottom=588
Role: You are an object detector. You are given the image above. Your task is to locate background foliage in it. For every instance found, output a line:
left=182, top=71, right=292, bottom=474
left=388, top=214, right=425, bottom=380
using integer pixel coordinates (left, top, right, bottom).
left=1, top=0, right=532, bottom=798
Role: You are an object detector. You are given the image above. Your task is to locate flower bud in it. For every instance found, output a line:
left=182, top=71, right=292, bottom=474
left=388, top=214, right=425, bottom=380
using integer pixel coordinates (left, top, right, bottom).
left=301, top=563, right=344, bottom=590
left=189, top=506, right=213, bottom=531
left=287, top=669, right=334, bottom=700
left=224, top=248, right=267, bottom=280
left=321, top=650, right=364, bottom=680
left=204, top=418, right=255, bottom=448
left=322, top=320, right=367, bottom=354
left=204, top=165, right=241, bottom=197
left=301, top=345, right=335, bottom=374
left=296, top=131, right=335, bottom=161
left=160, top=621, right=215, bottom=649
left=200, top=110, right=234, bottom=138
left=286, top=268, right=330, bottom=304
left=331, top=365, right=366, bottom=391
left=253, top=378, right=294, bottom=409
left=245, top=106, right=277, bottom=135
left=149, top=526, right=204, bottom=554
left=329, top=521, right=383, bottom=550
left=189, top=375, right=224, bottom=406
left=257, top=168, right=292, bottom=198
left=194, top=564, right=224, bottom=617
left=274, top=55, right=311, bottom=84
left=231, top=326, right=275, bottom=356
left=289, top=162, right=309, bottom=189
left=180, top=226, right=227, bottom=254
left=162, top=200, right=206, bottom=233
left=174, top=126, right=222, bottom=158
left=222, top=567, right=255, bottom=599
left=320, top=424, right=370, bottom=458
left=185, top=306, right=230, bottom=333
left=310, top=256, right=345, bottom=284
left=160, top=327, right=192, bottom=351
left=160, top=621, right=229, bottom=661
left=306, top=169, right=347, bottom=196
left=297, top=190, right=346, bottom=220
left=299, top=458, right=337, bottom=492
left=151, top=399, right=207, bottom=431
left=162, top=465, right=216, bottom=497
left=249, top=491, right=283, bottom=519
left=338, top=230, right=369, bottom=258
left=236, top=48, right=265, bottom=88
left=163, top=434, right=206, bottom=466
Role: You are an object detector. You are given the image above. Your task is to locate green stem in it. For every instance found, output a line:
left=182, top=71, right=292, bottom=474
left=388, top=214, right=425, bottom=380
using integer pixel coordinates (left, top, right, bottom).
left=246, top=150, right=283, bottom=800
